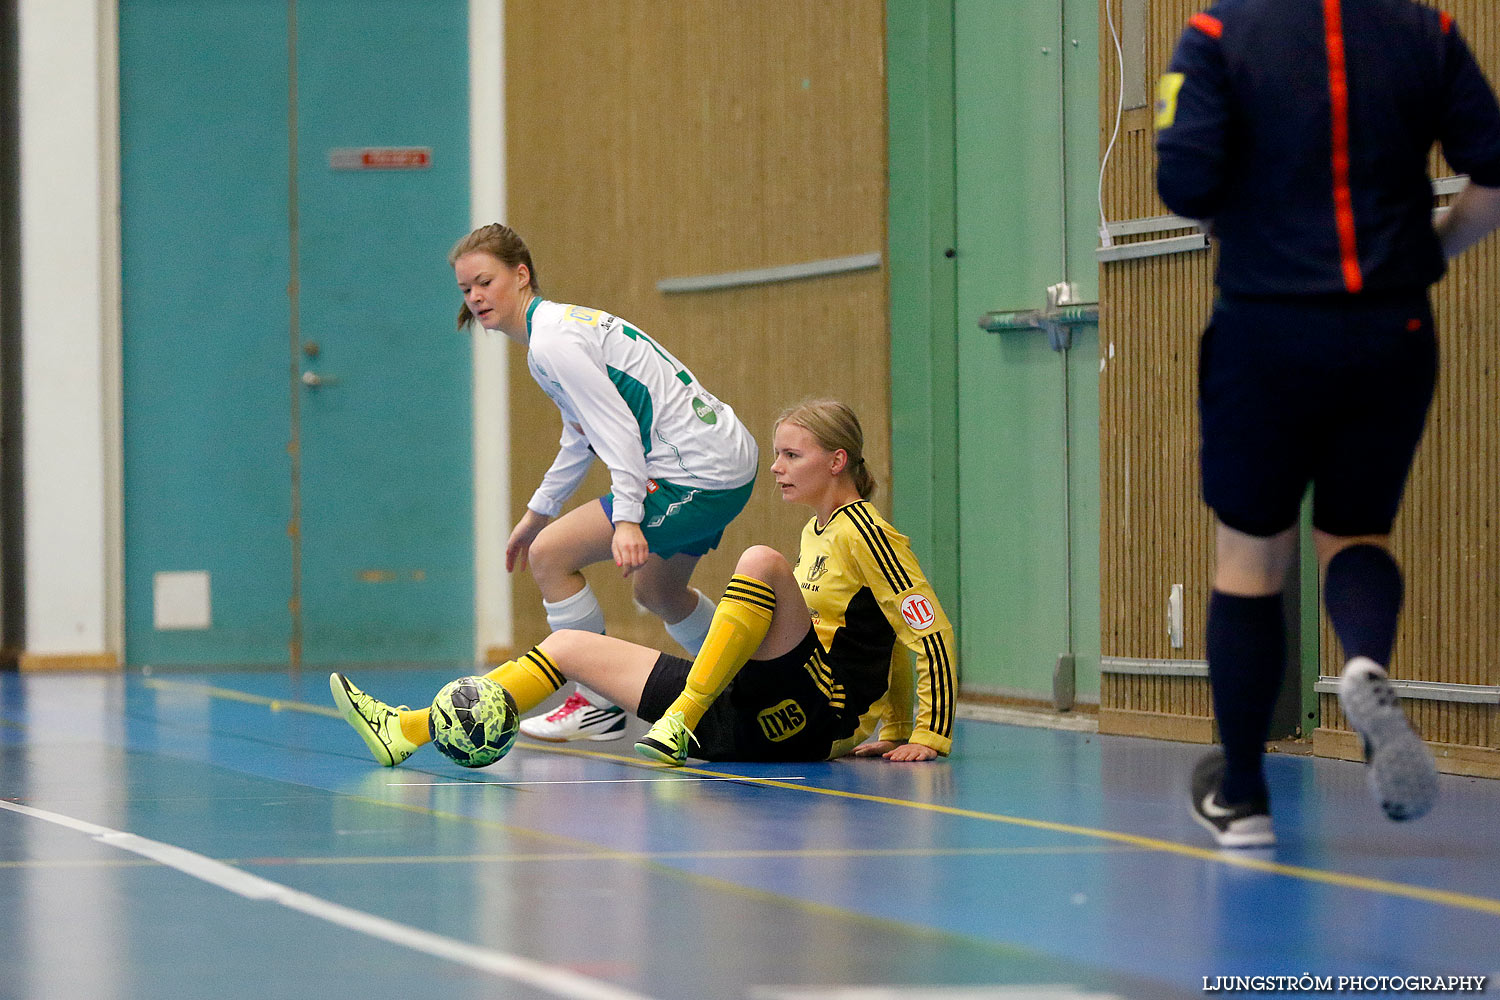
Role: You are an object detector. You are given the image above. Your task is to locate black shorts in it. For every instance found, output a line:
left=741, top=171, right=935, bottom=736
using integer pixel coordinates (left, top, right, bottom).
left=1197, top=293, right=1437, bottom=537
left=638, top=627, right=845, bottom=762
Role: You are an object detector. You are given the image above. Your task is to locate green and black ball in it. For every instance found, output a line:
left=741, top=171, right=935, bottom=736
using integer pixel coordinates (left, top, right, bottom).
left=428, top=676, right=519, bottom=768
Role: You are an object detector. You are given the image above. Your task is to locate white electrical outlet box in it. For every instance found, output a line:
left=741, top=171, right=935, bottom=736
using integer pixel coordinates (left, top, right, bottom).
left=1168, top=583, right=1184, bottom=649
left=154, top=571, right=212, bottom=630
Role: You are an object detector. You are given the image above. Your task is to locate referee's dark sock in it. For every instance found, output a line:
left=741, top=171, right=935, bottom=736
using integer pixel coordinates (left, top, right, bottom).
left=1207, top=590, right=1286, bottom=806
left=1323, top=543, right=1403, bottom=667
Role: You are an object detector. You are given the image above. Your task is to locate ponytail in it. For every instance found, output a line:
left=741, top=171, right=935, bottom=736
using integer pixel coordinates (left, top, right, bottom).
left=774, top=399, right=877, bottom=500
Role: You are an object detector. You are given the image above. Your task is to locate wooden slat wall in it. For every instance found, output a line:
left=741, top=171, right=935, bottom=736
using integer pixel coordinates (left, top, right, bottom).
left=1099, top=0, right=1500, bottom=770
left=1097, top=0, right=1218, bottom=737
left=501, top=1, right=888, bottom=652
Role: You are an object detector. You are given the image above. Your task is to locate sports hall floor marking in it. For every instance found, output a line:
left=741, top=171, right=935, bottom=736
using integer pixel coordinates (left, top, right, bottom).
left=752, top=989, right=1129, bottom=999
left=144, top=678, right=1500, bottom=918
left=677, top=766, right=1500, bottom=917
left=0, top=845, right=1139, bottom=891
left=0, top=843, right=1135, bottom=873
left=386, top=775, right=808, bottom=786
left=142, top=677, right=342, bottom=717
left=226, top=844, right=1140, bottom=868
left=0, top=798, right=659, bottom=1000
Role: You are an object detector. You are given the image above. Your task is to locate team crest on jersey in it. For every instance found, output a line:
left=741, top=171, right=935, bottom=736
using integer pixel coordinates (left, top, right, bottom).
left=1156, top=72, right=1185, bottom=129
left=756, top=699, right=807, bottom=742
left=804, top=555, right=829, bottom=582
left=901, top=593, right=936, bottom=631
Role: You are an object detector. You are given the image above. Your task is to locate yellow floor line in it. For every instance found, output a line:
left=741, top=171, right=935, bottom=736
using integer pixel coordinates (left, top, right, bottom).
left=222, top=844, right=1139, bottom=868
left=143, top=677, right=341, bottom=718
left=152, top=677, right=1500, bottom=918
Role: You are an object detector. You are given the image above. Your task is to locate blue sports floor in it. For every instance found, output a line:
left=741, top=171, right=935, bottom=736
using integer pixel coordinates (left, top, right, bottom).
left=2, top=666, right=1497, bottom=1000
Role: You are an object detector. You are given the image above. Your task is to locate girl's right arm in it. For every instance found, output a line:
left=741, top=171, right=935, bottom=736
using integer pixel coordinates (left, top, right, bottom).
left=505, top=509, right=550, bottom=573
left=526, top=421, right=595, bottom=518
left=509, top=423, right=593, bottom=573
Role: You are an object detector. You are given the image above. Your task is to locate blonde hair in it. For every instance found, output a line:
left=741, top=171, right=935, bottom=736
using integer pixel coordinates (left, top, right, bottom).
left=448, top=223, right=541, bottom=329
left=774, top=399, right=877, bottom=500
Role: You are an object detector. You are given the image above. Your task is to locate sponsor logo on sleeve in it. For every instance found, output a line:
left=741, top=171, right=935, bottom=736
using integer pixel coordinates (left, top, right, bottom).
left=901, top=593, right=936, bottom=631
left=1156, top=72, right=1185, bottom=129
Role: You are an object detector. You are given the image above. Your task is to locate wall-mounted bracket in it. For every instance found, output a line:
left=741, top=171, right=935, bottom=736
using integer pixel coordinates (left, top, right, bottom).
left=978, top=282, right=1099, bottom=351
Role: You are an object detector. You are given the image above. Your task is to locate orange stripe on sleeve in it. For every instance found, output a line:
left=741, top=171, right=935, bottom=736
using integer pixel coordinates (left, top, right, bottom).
left=1189, top=12, right=1223, bottom=39
left=1323, top=0, right=1363, bottom=293
left=1440, top=11, right=1453, bottom=34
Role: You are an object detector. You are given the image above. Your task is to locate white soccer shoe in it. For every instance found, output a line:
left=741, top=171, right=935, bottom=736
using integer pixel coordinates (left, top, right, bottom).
left=518, top=689, right=627, bottom=742
left=1338, top=656, right=1439, bottom=822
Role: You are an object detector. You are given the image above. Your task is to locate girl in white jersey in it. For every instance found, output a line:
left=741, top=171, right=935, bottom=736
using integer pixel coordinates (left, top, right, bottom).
left=450, top=224, right=759, bottom=742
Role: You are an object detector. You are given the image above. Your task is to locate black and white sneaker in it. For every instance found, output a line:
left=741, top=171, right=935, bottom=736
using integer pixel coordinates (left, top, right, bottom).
left=518, top=688, right=627, bottom=742
left=1190, top=752, right=1275, bottom=848
left=1338, top=657, right=1438, bottom=821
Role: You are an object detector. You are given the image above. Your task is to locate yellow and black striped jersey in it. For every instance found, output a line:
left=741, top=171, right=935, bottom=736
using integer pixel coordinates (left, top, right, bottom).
left=793, top=500, right=956, bottom=756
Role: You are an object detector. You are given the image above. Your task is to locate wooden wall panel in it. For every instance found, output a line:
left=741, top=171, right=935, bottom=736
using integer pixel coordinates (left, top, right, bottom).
left=1098, top=0, right=1212, bottom=729
left=502, top=1, right=888, bottom=651
left=1099, top=673, right=1216, bottom=743
left=1099, top=0, right=1500, bottom=755
left=1099, top=252, right=1214, bottom=662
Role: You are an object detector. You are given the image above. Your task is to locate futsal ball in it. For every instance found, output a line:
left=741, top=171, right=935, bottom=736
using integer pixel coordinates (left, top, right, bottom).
left=428, top=676, right=519, bottom=768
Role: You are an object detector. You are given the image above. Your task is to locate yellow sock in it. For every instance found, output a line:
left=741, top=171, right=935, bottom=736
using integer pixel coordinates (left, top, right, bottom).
left=668, top=574, right=776, bottom=730
left=396, top=649, right=565, bottom=747
left=483, top=646, right=567, bottom=714
left=398, top=708, right=433, bottom=747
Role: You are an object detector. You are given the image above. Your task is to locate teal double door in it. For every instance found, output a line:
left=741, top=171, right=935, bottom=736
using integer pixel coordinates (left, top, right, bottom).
left=119, top=1, right=474, bottom=667
left=952, top=0, right=1102, bottom=703
left=891, top=0, right=1101, bottom=704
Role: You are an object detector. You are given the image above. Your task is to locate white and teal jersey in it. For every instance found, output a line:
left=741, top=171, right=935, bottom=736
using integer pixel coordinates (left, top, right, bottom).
left=522, top=298, right=759, bottom=525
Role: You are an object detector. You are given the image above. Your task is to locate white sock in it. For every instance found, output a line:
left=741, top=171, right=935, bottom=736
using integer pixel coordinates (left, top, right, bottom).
left=543, top=583, right=606, bottom=634
left=541, top=585, right=614, bottom=709
left=663, top=589, right=717, bottom=655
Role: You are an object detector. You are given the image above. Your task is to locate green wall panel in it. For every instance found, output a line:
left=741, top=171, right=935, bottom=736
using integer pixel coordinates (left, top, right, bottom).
left=295, top=0, right=473, bottom=664
left=887, top=0, right=959, bottom=613
left=121, top=0, right=293, bottom=664
left=889, top=0, right=1100, bottom=702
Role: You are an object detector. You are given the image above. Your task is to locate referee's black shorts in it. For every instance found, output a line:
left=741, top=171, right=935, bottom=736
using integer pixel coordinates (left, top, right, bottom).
left=638, top=627, right=845, bottom=762
left=1197, top=292, right=1437, bottom=538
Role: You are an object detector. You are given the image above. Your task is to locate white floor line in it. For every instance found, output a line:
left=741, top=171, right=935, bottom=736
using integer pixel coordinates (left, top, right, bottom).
left=0, top=799, right=658, bottom=1000
left=750, top=987, right=1129, bottom=999
left=387, top=775, right=808, bottom=787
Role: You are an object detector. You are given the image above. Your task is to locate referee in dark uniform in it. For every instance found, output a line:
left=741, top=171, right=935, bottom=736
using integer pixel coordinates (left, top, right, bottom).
left=1156, top=0, right=1500, bottom=847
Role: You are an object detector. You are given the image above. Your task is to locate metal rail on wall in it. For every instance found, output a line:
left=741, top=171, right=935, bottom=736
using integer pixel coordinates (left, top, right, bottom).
left=656, top=252, right=882, bottom=294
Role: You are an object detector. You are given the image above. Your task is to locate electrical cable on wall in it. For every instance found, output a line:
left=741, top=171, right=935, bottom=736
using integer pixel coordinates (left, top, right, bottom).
left=1098, top=0, right=1126, bottom=248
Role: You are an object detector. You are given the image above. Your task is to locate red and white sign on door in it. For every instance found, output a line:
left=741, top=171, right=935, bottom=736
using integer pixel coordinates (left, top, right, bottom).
left=900, top=593, right=936, bottom=630
left=328, top=147, right=432, bottom=170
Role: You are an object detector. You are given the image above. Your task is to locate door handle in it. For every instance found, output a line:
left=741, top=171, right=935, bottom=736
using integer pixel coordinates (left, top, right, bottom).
left=979, top=283, right=1098, bottom=352
left=301, top=371, right=341, bottom=387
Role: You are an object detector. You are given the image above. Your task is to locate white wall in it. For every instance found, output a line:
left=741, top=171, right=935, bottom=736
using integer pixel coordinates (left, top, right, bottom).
left=17, top=0, right=120, bottom=660
left=470, top=0, right=513, bottom=657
